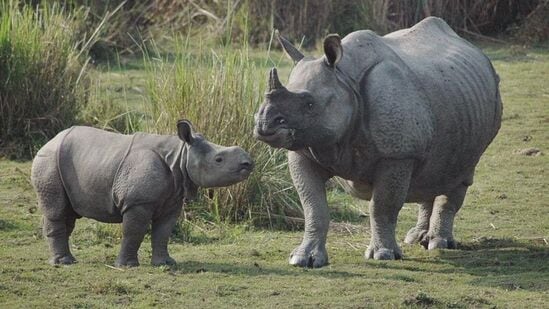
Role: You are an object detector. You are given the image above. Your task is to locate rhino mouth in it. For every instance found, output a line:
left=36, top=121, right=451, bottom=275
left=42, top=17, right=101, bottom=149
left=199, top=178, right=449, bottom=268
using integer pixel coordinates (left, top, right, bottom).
left=254, top=127, right=294, bottom=149
left=237, top=164, right=253, bottom=178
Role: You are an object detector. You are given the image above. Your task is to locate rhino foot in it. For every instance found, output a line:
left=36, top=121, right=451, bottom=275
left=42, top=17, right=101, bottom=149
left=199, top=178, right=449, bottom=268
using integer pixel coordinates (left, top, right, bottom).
left=420, top=234, right=456, bottom=250
left=289, top=243, right=328, bottom=268
left=365, top=247, right=402, bottom=260
left=151, top=256, right=176, bottom=266
left=404, top=227, right=428, bottom=245
left=49, top=254, right=77, bottom=265
left=114, top=258, right=139, bottom=267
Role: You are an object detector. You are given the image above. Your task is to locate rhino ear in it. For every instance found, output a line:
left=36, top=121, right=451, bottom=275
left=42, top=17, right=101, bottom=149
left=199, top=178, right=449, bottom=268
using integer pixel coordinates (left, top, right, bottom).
left=323, top=34, right=342, bottom=68
left=177, top=119, right=195, bottom=145
left=276, top=30, right=304, bottom=64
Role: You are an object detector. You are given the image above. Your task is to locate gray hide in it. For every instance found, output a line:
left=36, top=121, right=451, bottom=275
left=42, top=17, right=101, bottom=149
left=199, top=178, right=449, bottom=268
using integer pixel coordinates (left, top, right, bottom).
left=254, top=17, right=502, bottom=267
left=31, top=120, right=253, bottom=266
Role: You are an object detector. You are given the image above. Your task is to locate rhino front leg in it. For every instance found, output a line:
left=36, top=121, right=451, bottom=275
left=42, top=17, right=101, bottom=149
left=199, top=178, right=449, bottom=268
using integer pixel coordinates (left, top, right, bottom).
left=404, top=201, right=433, bottom=245
left=151, top=206, right=181, bottom=266
left=423, top=184, right=467, bottom=250
left=288, top=151, right=331, bottom=268
left=115, top=206, right=152, bottom=267
left=365, top=159, right=414, bottom=260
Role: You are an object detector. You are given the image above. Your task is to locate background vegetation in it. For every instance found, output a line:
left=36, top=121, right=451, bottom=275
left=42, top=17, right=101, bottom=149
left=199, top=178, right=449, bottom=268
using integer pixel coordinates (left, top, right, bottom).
left=0, top=1, right=90, bottom=158
left=66, top=0, right=549, bottom=52
left=142, top=41, right=300, bottom=225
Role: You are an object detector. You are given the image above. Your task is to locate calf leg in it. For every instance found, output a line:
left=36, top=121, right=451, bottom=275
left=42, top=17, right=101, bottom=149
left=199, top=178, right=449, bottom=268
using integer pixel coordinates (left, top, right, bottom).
left=365, top=159, right=414, bottom=260
left=41, top=198, right=79, bottom=265
left=151, top=206, right=181, bottom=266
left=115, top=206, right=152, bottom=267
left=65, top=212, right=78, bottom=238
left=404, top=201, right=433, bottom=245
left=33, top=160, right=77, bottom=265
left=42, top=216, right=77, bottom=265
left=423, top=184, right=468, bottom=249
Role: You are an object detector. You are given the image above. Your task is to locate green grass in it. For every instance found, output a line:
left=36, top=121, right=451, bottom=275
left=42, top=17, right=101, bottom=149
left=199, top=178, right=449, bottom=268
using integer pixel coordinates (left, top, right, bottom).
left=0, top=45, right=548, bottom=308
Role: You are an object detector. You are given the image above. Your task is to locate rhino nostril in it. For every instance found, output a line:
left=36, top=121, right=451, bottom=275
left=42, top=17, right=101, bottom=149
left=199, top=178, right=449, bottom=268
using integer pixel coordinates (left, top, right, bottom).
left=241, top=161, right=251, bottom=168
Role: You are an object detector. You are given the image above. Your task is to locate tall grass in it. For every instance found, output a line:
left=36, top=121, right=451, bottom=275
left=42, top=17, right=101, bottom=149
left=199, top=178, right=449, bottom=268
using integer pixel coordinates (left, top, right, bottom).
left=0, top=0, right=89, bottom=158
left=143, top=39, right=301, bottom=227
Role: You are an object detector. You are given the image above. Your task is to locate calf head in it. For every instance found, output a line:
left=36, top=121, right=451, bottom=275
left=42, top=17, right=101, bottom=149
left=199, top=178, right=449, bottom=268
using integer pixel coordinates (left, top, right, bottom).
left=254, top=33, right=355, bottom=150
left=177, top=120, right=253, bottom=187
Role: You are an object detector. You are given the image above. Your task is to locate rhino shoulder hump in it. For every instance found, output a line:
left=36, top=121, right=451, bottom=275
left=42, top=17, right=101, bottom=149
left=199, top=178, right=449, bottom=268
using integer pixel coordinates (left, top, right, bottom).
left=366, top=61, right=434, bottom=159
left=384, top=16, right=458, bottom=41
left=113, top=149, right=173, bottom=207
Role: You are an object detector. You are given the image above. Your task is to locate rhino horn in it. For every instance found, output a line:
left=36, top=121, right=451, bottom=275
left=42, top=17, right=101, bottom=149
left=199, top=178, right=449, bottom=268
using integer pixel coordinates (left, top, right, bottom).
left=276, top=30, right=304, bottom=64
left=268, top=67, right=284, bottom=91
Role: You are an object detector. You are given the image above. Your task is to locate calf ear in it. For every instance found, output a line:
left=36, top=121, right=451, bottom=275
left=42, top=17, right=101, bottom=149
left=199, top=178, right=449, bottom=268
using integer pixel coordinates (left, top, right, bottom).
left=276, top=30, right=304, bottom=64
left=323, top=34, right=342, bottom=68
left=177, top=119, right=195, bottom=145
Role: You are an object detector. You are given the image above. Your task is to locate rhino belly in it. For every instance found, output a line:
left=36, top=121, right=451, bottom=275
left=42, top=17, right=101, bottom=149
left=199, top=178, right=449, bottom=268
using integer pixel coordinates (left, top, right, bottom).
left=57, top=127, right=133, bottom=223
left=407, top=45, right=500, bottom=192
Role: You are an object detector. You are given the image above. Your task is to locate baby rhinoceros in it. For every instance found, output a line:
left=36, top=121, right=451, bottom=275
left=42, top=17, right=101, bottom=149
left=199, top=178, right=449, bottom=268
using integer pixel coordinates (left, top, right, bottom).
left=31, top=120, right=253, bottom=267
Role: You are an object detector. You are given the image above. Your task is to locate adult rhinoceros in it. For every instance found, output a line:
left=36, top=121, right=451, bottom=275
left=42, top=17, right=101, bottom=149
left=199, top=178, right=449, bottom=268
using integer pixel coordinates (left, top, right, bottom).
left=254, top=17, right=502, bottom=267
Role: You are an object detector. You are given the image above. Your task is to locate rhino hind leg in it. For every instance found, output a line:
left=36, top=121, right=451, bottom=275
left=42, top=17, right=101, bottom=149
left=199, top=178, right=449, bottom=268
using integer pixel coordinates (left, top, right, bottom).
left=42, top=215, right=77, bottom=265
left=422, top=184, right=468, bottom=250
left=32, top=154, right=77, bottom=265
left=39, top=196, right=78, bottom=265
left=404, top=201, right=433, bottom=245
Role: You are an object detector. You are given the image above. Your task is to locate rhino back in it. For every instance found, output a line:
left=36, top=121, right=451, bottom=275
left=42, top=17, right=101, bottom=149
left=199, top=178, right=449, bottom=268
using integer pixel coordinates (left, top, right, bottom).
left=382, top=17, right=502, bottom=187
left=58, top=127, right=133, bottom=222
left=333, top=18, right=501, bottom=191
left=383, top=17, right=501, bottom=139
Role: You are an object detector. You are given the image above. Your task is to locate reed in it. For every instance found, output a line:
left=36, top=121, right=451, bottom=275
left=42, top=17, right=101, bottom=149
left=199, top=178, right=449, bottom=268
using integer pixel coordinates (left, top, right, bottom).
left=0, top=0, right=89, bottom=158
left=143, top=38, right=301, bottom=226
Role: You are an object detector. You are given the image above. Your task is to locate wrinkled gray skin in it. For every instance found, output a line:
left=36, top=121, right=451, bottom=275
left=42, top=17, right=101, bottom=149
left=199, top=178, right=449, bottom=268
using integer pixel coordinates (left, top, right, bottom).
left=31, top=120, right=253, bottom=267
left=254, top=17, right=502, bottom=267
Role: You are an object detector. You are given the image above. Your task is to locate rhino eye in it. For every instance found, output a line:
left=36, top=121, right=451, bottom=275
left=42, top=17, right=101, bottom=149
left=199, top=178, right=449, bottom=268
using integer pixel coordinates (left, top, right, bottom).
left=307, top=102, right=313, bottom=109
left=215, top=156, right=223, bottom=163
left=275, top=116, right=286, bottom=125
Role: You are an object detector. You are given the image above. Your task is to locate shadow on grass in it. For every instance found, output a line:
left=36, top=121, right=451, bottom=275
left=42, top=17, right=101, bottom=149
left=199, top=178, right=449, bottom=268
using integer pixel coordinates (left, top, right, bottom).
left=166, top=260, right=364, bottom=279
left=376, top=237, right=548, bottom=292
left=0, top=219, right=22, bottom=231
left=444, top=238, right=549, bottom=292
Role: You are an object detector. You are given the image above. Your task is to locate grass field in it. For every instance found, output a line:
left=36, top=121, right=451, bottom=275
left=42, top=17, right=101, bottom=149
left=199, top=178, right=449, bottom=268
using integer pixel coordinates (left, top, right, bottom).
left=1, top=44, right=548, bottom=308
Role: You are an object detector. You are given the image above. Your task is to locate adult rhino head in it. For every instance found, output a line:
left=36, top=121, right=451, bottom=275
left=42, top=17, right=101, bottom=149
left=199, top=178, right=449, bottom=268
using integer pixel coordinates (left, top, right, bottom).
left=178, top=120, right=254, bottom=188
left=254, top=32, right=355, bottom=151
